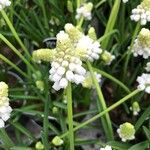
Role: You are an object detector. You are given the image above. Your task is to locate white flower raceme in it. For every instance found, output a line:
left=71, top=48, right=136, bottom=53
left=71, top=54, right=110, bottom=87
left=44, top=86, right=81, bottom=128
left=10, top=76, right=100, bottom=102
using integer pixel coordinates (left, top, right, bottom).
left=82, top=71, right=102, bottom=88
left=0, top=0, right=11, bottom=10
left=122, top=0, right=128, bottom=3
left=0, top=82, right=12, bottom=128
left=49, top=31, right=86, bottom=91
left=136, top=73, right=150, bottom=93
left=76, top=35, right=102, bottom=62
left=130, top=0, right=150, bottom=25
left=145, top=62, right=150, bottom=72
left=132, top=28, right=150, bottom=59
left=117, top=122, right=135, bottom=142
left=100, top=145, right=112, bottom=150
left=101, top=51, right=115, bottom=65
left=75, top=2, right=93, bottom=20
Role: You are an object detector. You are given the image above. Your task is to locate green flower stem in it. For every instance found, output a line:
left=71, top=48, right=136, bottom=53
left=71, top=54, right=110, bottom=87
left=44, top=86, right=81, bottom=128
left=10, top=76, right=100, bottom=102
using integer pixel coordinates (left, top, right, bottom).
left=95, top=0, right=106, bottom=9
left=66, top=82, right=74, bottom=150
left=43, top=90, right=50, bottom=150
left=101, top=0, right=121, bottom=49
left=60, top=89, right=140, bottom=138
left=0, top=128, right=14, bottom=149
left=0, top=34, right=35, bottom=73
left=93, top=68, right=130, bottom=93
left=87, top=61, right=113, bottom=140
left=123, top=23, right=141, bottom=82
left=1, top=10, right=31, bottom=59
left=41, top=0, right=49, bottom=29
left=0, top=54, right=30, bottom=79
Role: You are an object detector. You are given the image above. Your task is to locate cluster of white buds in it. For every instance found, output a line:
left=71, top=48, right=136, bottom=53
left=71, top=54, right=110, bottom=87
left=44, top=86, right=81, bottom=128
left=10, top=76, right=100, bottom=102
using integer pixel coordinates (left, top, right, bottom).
left=100, top=145, right=112, bottom=150
left=101, top=51, right=115, bottom=65
left=49, top=30, right=86, bottom=91
left=130, top=101, right=141, bottom=116
left=75, top=2, right=93, bottom=20
left=132, top=28, right=150, bottom=59
left=82, top=71, right=102, bottom=88
left=0, top=0, right=11, bottom=10
left=0, top=82, right=12, bottom=128
left=117, top=122, right=135, bottom=142
left=122, top=0, right=129, bottom=3
left=130, top=0, right=150, bottom=25
left=76, top=35, right=102, bottom=62
left=136, top=73, right=150, bottom=93
left=145, top=62, right=150, bottom=72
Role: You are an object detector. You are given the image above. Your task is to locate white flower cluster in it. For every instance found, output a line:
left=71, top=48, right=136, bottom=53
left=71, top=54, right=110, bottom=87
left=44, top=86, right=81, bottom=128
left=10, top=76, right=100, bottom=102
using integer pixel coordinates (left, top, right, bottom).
left=48, top=23, right=103, bottom=91
left=0, top=0, right=11, bottom=10
left=82, top=71, right=102, bottom=88
left=0, top=82, right=12, bottom=128
left=76, top=36, right=102, bottom=62
left=117, top=122, right=135, bottom=142
left=130, top=0, right=150, bottom=25
left=145, top=62, right=150, bottom=72
left=100, top=145, right=112, bottom=150
left=122, top=0, right=129, bottom=3
left=132, top=28, right=150, bottom=59
left=137, top=73, right=150, bottom=93
left=75, top=2, right=93, bottom=20
left=49, top=31, right=86, bottom=91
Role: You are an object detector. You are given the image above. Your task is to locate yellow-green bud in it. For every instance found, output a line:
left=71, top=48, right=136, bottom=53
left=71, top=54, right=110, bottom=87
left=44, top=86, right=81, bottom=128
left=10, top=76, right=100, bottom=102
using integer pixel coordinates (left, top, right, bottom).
left=35, top=141, right=44, bottom=150
left=52, top=107, right=58, bottom=114
left=101, top=51, right=115, bottom=65
left=130, top=102, right=140, bottom=116
left=0, top=82, right=8, bottom=97
left=88, top=27, right=97, bottom=41
left=67, top=0, right=73, bottom=13
left=52, top=136, right=64, bottom=146
left=117, top=122, right=135, bottom=142
left=35, top=80, right=44, bottom=92
left=32, top=49, right=54, bottom=63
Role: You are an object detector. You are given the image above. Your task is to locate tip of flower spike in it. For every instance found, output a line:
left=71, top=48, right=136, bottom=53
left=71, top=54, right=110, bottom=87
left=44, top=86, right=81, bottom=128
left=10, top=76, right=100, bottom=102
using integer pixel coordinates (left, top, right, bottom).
left=0, top=82, right=8, bottom=97
left=117, top=122, right=135, bottom=142
left=35, top=141, right=44, bottom=150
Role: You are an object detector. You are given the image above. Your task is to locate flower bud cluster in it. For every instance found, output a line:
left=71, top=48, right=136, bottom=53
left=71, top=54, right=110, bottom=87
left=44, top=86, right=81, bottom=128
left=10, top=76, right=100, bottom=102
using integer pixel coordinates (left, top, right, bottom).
left=132, top=28, right=150, bottom=59
left=0, top=82, right=12, bottom=128
left=117, top=122, right=135, bottom=142
left=0, top=0, right=11, bottom=10
left=130, top=0, right=150, bottom=25
left=75, top=2, right=93, bottom=20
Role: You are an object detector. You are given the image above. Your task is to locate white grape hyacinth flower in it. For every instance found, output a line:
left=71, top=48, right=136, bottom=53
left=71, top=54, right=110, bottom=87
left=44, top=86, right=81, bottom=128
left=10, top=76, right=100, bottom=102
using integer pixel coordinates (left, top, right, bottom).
left=145, top=62, right=150, bottom=72
left=130, top=0, right=150, bottom=25
left=75, top=2, right=93, bottom=20
left=76, top=35, right=102, bottom=62
left=0, top=82, right=12, bottom=128
left=0, top=0, right=11, bottom=10
left=122, top=0, right=129, bottom=3
left=100, top=145, right=112, bottom=150
left=132, top=28, right=150, bottom=59
left=137, top=73, right=150, bottom=93
left=49, top=31, right=86, bottom=91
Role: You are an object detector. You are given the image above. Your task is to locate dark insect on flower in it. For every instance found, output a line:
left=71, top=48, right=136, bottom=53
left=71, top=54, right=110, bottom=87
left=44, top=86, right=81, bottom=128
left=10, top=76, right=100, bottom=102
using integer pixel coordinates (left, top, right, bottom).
left=43, top=37, right=57, bottom=49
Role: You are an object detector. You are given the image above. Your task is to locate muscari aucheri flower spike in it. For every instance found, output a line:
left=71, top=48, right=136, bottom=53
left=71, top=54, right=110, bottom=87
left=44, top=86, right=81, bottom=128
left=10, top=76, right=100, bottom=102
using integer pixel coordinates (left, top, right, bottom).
left=0, top=82, right=12, bottom=128
left=117, top=122, right=135, bottom=142
left=32, top=23, right=103, bottom=91
left=132, top=28, right=150, bottom=59
left=130, top=0, right=150, bottom=25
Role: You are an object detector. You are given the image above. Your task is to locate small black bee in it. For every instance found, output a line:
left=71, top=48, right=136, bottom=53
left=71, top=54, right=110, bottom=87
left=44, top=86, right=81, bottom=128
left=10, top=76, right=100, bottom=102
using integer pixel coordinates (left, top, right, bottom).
left=43, top=37, right=57, bottom=49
